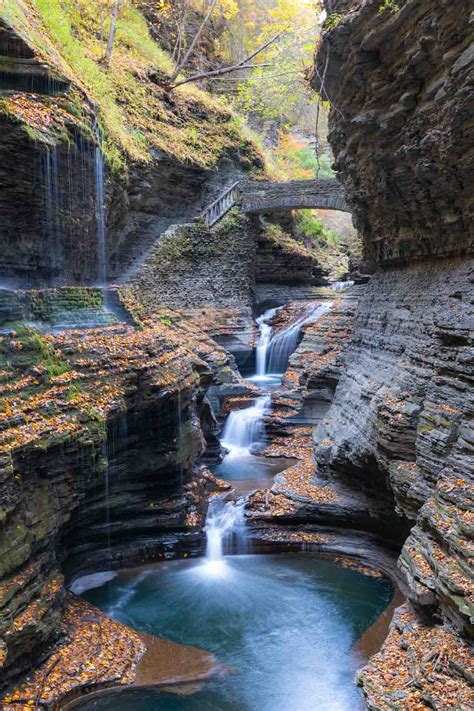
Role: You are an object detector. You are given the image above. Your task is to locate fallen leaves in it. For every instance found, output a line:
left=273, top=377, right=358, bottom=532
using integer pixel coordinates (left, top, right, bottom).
left=1, top=596, right=145, bottom=709
left=359, top=603, right=474, bottom=710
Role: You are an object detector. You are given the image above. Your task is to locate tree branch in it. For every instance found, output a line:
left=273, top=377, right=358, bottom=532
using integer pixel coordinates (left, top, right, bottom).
left=170, top=0, right=218, bottom=83
left=213, top=69, right=305, bottom=82
left=171, top=30, right=285, bottom=89
left=104, top=0, right=121, bottom=66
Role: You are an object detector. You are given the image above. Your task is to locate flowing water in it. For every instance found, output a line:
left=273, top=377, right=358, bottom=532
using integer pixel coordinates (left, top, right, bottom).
left=95, top=146, right=107, bottom=287
left=211, top=394, right=290, bottom=492
left=74, top=296, right=394, bottom=711
left=79, top=554, right=392, bottom=711
left=204, top=497, right=248, bottom=575
left=331, top=281, right=354, bottom=291
left=221, top=395, right=270, bottom=455
left=255, top=307, right=280, bottom=377
left=44, top=148, right=63, bottom=275
left=266, top=303, right=331, bottom=375
left=213, top=303, right=331, bottom=490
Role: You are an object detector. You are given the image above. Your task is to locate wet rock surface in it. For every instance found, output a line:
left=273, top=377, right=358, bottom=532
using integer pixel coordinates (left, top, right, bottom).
left=313, top=1, right=474, bottom=706
left=0, top=316, right=239, bottom=692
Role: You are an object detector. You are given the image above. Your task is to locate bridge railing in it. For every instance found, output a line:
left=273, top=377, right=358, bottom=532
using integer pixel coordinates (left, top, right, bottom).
left=199, top=181, right=240, bottom=227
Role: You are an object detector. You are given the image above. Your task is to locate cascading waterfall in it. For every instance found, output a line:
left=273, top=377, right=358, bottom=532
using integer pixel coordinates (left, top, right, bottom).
left=221, top=395, right=270, bottom=455
left=331, top=280, right=354, bottom=291
left=202, top=496, right=248, bottom=576
left=255, top=307, right=279, bottom=376
left=266, top=303, right=331, bottom=375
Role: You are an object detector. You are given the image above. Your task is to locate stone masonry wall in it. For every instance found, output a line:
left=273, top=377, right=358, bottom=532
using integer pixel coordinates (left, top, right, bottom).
left=130, top=212, right=256, bottom=311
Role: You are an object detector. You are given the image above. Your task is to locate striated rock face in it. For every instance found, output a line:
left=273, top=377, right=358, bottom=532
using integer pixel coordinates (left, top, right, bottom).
left=314, top=1, right=473, bottom=706
left=0, top=317, right=238, bottom=688
left=314, top=0, right=473, bottom=266
left=315, top=260, right=473, bottom=627
left=284, top=287, right=362, bottom=414
left=255, top=221, right=327, bottom=286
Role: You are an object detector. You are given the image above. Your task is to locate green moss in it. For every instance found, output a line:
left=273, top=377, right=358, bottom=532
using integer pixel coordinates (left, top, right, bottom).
left=175, top=420, right=196, bottom=466
left=324, top=13, right=344, bottom=30
left=0, top=0, right=266, bottom=171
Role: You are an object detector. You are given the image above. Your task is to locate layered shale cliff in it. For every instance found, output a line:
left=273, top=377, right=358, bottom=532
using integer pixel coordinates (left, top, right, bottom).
left=313, top=0, right=473, bottom=707
left=0, top=311, right=239, bottom=689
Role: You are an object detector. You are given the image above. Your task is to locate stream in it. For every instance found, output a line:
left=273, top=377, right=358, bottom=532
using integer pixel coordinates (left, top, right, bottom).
left=75, top=301, right=394, bottom=711
left=79, top=555, right=392, bottom=711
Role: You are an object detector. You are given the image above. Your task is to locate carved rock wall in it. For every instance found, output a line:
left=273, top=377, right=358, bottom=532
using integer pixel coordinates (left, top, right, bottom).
left=314, top=0, right=473, bottom=266
left=0, top=320, right=236, bottom=688
left=313, top=2, right=473, bottom=704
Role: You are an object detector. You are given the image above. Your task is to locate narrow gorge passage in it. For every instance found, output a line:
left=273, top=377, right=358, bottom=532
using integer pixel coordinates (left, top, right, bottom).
left=0, top=1, right=472, bottom=710
left=70, top=301, right=396, bottom=711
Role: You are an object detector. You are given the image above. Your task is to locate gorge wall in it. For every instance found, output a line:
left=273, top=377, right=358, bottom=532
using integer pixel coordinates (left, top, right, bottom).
left=0, top=0, right=472, bottom=707
left=314, top=0, right=473, bottom=707
left=0, top=314, right=239, bottom=686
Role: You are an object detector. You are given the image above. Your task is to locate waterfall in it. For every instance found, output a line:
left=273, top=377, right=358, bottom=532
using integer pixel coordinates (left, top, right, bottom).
left=201, top=497, right=247, bottom=576
left=331, top=280, right=354, bottom=291
left=267, top=303, right=331, bottom=375
left=255, top=307, right=279, bottom=376
left=94, top=146, right=107, bottom=287
left=43, top=148, right=63, bottom=278
left=221, top=395, right=270, bottom=455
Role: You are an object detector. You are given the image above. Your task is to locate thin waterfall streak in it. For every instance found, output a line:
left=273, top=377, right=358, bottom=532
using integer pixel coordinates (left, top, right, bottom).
left=43, top=148, right=63, bottom=280
left=177, top=389, right=184, bottom=491
left=52, top=149, right=62, bottom=270
left=95, top=146, right=107, bottom=287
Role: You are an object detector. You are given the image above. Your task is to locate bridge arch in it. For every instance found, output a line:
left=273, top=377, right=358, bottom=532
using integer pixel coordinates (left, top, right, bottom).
left=241, top=178, right=350, bottom=214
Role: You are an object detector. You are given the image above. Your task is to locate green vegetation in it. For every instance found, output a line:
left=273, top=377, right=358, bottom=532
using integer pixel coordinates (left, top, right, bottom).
left=6, top=324, right=71, bottom=382
left=269, top=132, right=334, bottom=181
left=0, top=0, right=265, bottom=170
left=324, top=14, right=344, bottom=30
left=66, top=384, right=83, bottom=401
left=297, top=210, right=338, bottom=247
left=263, top=224, right=315, bottom=259
left=378, top=0, right=400, bottom=13
left=295, top=210, right=359, bottom=280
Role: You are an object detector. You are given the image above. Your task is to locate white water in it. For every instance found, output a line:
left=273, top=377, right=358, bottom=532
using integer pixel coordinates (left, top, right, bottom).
left=266, top=302, right=332, bottom=374
left=255, top=307, right=279, bottom=376
left=221, top=394, right=270, bottom=455
left=202, top=497, right=247, bottom=577
left=95, top=147, right=107, bottom=287
left=331, top=280, right=354, bottom=291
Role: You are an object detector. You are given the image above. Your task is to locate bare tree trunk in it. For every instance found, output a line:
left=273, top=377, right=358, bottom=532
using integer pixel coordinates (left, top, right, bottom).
left=105, top=0, right=121, bottom=66
left=170, top=0, right=218, bottom=83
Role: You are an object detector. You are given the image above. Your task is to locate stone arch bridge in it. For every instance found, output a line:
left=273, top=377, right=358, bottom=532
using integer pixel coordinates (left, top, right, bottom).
left=201, top=178, right=350, bottom=226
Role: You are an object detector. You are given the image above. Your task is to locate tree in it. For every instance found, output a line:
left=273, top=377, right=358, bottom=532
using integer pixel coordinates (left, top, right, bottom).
left=170, top=0, right=219, bottom=82
left=105, top=0, right=121, bottom=65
